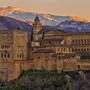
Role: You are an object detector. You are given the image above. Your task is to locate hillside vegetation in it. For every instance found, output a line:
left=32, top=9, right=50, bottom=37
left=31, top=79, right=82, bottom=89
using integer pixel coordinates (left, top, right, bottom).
left=0, top=70, right=88, bottom=90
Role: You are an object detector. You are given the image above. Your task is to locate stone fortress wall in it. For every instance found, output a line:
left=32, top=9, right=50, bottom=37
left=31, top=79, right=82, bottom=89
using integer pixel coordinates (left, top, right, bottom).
left=0, top=16, right=90, bottom=81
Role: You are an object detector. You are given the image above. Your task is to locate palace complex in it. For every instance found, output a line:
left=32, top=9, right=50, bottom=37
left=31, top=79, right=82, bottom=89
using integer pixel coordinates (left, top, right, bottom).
left=0, top=16, right=90, bottom=81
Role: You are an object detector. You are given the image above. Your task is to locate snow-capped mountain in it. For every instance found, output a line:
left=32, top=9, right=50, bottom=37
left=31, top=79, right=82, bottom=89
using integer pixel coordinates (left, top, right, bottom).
left=56, top=20, right=90, bottom=32
left=0, top=6, right=85, bottom=26
left=0, top=6, right=90, bottom=32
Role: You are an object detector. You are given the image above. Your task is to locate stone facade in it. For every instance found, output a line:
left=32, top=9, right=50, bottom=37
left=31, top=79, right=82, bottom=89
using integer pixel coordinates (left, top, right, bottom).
left=0, top=30, right=29, bottom=81
left=31, top=16, right=90, bottom=73
left=0, top=16, right=90, bottom=81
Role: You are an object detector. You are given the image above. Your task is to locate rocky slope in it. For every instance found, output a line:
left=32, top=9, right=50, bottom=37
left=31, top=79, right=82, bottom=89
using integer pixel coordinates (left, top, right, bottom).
left=0, top=16, right=32, bottom=31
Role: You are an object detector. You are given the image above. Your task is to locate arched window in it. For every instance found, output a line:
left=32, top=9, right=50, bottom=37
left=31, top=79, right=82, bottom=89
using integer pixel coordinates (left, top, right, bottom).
left=20, top=53, right=22, bottom=58
left=81, top=39, right=83, bottom=44
left=75, top=40, right=77, bottom=44
left=87, top=48, right=89, bottom=51
left=78, top=49, right=80, bottom=52
left=22, top=53, right=24, bottom=58
left=48, top=41, right=51, bottom=44
left=17, top=53, right=24, bottom=58
left=58, top=48, right=60, bottom=51
left=75, top=49, right=77, bottom=51
left=17, top=54, right=19, bottom=58
left=81, top=48, right=83, bottom=51
left=4, top=54, right=6, bottom=58
left=1, top=54, right=3, bottom=58
left=84, top=39, right=86, bottom=44
left=1, top=45, right=4, bottom=49
left=58, top=56, right=61, bottom=59
left=72, top=49, right=74, bottom=52
left=8, top=53, right=10, bottom=58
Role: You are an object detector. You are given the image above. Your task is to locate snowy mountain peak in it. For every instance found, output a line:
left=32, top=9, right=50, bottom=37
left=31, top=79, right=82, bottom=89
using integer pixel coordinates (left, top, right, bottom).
left=0, top=6, right=90, bottom=32
left=0, top=6, right=30, bottom=16
left=70, top=16, right=90, bottom=22
left=0, top=6, right=90, bottom=27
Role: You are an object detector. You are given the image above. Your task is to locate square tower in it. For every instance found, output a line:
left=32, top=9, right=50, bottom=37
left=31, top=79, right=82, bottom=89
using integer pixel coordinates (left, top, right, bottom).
left=32, top=16, right=42, bottom=41
left=13, top=30, right=28, bottom=60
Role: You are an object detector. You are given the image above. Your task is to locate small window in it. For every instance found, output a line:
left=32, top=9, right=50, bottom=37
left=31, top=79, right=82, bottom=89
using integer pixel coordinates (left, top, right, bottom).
left=87, top=48, right=89, bottom=51
left=58, top=48, right=60, bottom=51
left=4, top=54, right=6, bottom=58
left=48, top=41, right=51, bottom=44
left=58, top=56, right=61, bottom=59
left=32, top=48, right=34, bottom=51
left=1, top=45, right=4, bottom=49
left=1, top=54, right=3, bottom=58
left=8, top=54, right=10, bottom=58
left=20, top=53, right=22, bottom=58
left=75, top=49, right=77, bottom=51
left=81, top=49, right=83, bottom=51
left=78, top=49, right=80, bottom=51
left=37, top=56, right=40, bottom=59
left=72, top=40, right=74, bottom=44
left=17, top=54, right=19, bottom=58
left=72, top=49, right=74, bottom=51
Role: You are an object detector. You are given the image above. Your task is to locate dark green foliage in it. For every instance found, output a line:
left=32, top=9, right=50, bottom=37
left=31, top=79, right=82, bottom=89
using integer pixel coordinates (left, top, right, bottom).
left=0, top=70, right=87, bottom=90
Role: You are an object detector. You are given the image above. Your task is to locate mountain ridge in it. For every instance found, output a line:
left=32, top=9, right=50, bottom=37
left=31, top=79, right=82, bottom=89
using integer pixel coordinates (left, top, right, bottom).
left=0, top=6, right=89, bottom=26
left=0, top=6, right=90, bottom=32
left=0, top=16, right=32, bottom=31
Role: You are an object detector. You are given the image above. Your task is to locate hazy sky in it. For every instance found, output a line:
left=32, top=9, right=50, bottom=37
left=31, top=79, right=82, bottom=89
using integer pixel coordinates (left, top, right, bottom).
left=0, top=0, right=90, bottom=19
